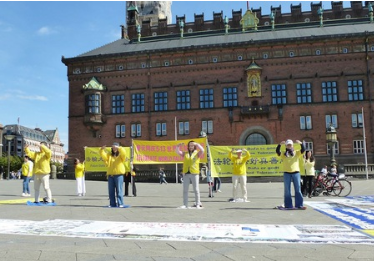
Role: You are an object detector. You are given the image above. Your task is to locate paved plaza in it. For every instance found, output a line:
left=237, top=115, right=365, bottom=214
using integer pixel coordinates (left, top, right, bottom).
left=0, top=177, right=373, bottom=261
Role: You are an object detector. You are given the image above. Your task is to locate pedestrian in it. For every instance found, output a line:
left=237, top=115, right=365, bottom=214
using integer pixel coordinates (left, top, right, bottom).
left=21, top=155, right=33, bottom=197
left=176, top=140, right=205, bottom=208
left=276, top=139, right=306, bottom=210
left=330, top=164, right=338, bottom=176
left=159, top=167, right=167, bottom=184
left=228, top=148, right=251, bottom=202
left=99, top=142, right=127, bottom=208
left=24, top=142, right=53, bottom=203
left=302, top=151, right=315, bottom=198
left=320, top=165, right=328, bottom=176
left=213, top=177, right=222, bottom=193
left=74, top=158, right=86, bottom=197
left=0, top=165, right=3, bottom=180
left=124, top=166, right=137, bottom=197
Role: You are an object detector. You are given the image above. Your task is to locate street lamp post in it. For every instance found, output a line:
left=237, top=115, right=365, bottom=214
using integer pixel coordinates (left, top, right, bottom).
left=325, top=125, right=337, bottom=166
left=4, top=131, right=16, bottom=180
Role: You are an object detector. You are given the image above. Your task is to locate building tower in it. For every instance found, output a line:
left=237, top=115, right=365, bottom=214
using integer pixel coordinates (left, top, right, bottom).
left=126, top=1, right=172, bottom=26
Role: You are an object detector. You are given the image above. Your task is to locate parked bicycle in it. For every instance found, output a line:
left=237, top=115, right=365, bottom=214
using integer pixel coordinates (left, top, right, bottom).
left=312, top=172, right=352, bottom=197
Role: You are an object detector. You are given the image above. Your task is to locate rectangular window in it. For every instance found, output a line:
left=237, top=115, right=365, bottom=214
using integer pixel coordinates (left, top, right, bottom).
left=111, top=95, right=125, bottom=114
left=296, top=83, right=312, bottom=103
left=178, top=121, right=190, bottom=135
left=115, top=124, right=126, bottom=138
left=199, top=89, right=214, bottom=109
left=85, top=94, right=100, bottom=114
left=322, top=81, right=338, bottom=102
left=176, top=90, right=191, bottom=110
left=156, top=123, right=167, bottom=136
left=131, top=93, right=145, bottom=112
left=348, top=80, right=364, bottom=101
left=154, top=92, right=168, bottom=111
left=325, top=114, right=338, bottom=128
left=131, top=123, right=141, bottom=137
left=271, top=84, right=287, bottom=105
left=202, top=120, right=213, bottom=134
left=353, top=140, right=365, bottom=154
left=351, top=113, right=363, bottom=128
left=327, top=141, right=339, bottom=155
left=223, top=87, right=238, bottom=107
left=300, top=116, right=312, bottom=130
left=304, top=142, right=313, bottom=154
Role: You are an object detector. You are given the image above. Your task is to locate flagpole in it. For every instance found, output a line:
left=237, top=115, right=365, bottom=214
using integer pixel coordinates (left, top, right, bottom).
left=362, top=107, right=369, bottom=180
left=175, top=116, right=178, bottom=183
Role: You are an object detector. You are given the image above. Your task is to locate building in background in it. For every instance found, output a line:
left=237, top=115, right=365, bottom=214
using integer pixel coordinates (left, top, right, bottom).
left=62, top=1, right=374, bottom=171
left=1, top=124, right=65, bottom=163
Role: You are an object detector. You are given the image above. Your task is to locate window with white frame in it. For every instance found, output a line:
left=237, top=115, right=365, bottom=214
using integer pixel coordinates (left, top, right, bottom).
left=327, top=141, right=339, bottom=155
left=202, top=120, right=213, bottom=134
left=300, top=116, right=312, bottom=130
left=178, top=121, right=189, bottom=135
left=304, top=141, right=313, bottom=154
left=156, top=122, right=167, bottom=136
left=131, top=123, right=141, bottom=137
left=115, top=124, right=125, bottom=138
left=325, top=114, right=338, bottom=128
left=353, top=140, right=365, bottom=154
left=351, top=113, right=363, bottom=128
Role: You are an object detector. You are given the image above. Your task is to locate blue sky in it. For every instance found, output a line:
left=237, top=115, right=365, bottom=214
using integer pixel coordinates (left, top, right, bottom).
left=0, top=1, right=352, bottom=151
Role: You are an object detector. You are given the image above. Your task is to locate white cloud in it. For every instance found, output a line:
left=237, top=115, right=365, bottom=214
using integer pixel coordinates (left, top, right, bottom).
left=17, top=95, right=48, bottom=101
left=0, top=94, right=11, bottom=100
left=37, top=26, right=57, bottom=35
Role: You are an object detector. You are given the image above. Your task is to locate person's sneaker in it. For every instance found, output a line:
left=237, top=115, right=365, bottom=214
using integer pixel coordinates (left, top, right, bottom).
left=118, top=205, right=124, bottom=208
left=192, top=204, right=203, bottom=208
left=229, top=198, right=236, bottom=203
left=244, top=199, right=250, bottom=202
left=22, top=193, right=26, bottom=197
left=178, top=205, right=188, bottom=209
left=235, top=198, right=244, bottom=203
left=217, top=190, right=222, bottom=193
left=297, top=206, right=307, bottom=210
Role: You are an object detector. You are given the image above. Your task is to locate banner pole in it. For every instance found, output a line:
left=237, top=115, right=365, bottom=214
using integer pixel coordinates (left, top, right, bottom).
left=362, top=107, right=369, bottom=180
left=175, top=116, right=178, bottom=183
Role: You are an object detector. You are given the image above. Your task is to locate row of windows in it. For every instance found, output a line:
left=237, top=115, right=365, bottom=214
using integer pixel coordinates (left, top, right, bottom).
left=299, top=113, right=363, bottom=130
left=272, top=80, right=364, bottom=105
left=115, top=120, right=213, bottom=138
left=86, top=80, right=364, bottom=114
left=114, top=123, right=365, bottom=154
left=73, top=45, right=374, bottom=74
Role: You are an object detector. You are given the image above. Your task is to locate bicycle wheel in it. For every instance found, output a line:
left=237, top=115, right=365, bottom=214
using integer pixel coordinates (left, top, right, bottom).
left=332, top=180, right=343, bottom=196
left=337, top=179, right=352, bottom=197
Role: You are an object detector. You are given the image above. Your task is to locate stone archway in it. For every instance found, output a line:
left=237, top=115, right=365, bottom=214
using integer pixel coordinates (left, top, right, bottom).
left=239, top=126, right=274, bottom=145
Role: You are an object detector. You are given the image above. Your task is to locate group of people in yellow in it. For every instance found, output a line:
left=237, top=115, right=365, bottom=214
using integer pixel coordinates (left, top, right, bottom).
left=21, top=137, right=311, bottom=210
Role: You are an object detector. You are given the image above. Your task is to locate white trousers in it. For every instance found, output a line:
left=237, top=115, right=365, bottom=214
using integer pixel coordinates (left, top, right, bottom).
left=34, top=174, right=52, bottom=202
left=232, top=175, right=247, bottom=200
left=76, top=176, right=86, bottom=195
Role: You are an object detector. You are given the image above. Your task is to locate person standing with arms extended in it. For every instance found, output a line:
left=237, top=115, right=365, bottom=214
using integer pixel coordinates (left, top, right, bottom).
left=176, top=140, right=205, bottom=209
left=228, top=148, right=251, bottom=202
left=303, top=151, right=315, bottom=198
left=276, top=139, right=306, bottom=209
left=21, top=155, right=33, bottom=197
left=74, top=158, right=86, bottom=197
left=24, top=142, right=53, bottom=203
left=99, top=142, right=127, bottom=208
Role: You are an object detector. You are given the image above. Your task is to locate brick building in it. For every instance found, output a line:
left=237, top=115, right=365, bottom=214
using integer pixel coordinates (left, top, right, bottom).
left=62, top=1, right=374, bottom=171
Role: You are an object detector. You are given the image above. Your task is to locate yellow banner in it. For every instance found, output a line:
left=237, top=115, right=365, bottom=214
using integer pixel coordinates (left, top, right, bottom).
left=84, top=147, right=131, bottom=172
left=133, top=138, right=207, bottom=164
left=209, top=144, right=302, bottom=177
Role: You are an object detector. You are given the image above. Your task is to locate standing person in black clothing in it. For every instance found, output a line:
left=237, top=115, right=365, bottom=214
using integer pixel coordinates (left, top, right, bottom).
left=124, top=166, right=137, bottom=197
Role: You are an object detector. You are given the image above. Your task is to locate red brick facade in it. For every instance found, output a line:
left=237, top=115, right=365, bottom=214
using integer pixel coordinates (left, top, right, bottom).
left=62, top=2, right=374, bottom=171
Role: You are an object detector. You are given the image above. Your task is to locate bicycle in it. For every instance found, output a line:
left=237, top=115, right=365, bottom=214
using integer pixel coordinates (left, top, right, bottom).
left=312, top=172, right=352, bottom=197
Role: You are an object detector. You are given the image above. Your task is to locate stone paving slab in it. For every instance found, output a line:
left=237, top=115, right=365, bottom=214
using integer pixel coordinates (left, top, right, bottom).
left=0, top=178, right=373, bottom=261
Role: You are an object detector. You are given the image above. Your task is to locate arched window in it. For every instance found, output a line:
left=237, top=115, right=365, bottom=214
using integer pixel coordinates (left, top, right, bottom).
left=245, top=133, right=267, bottom=145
